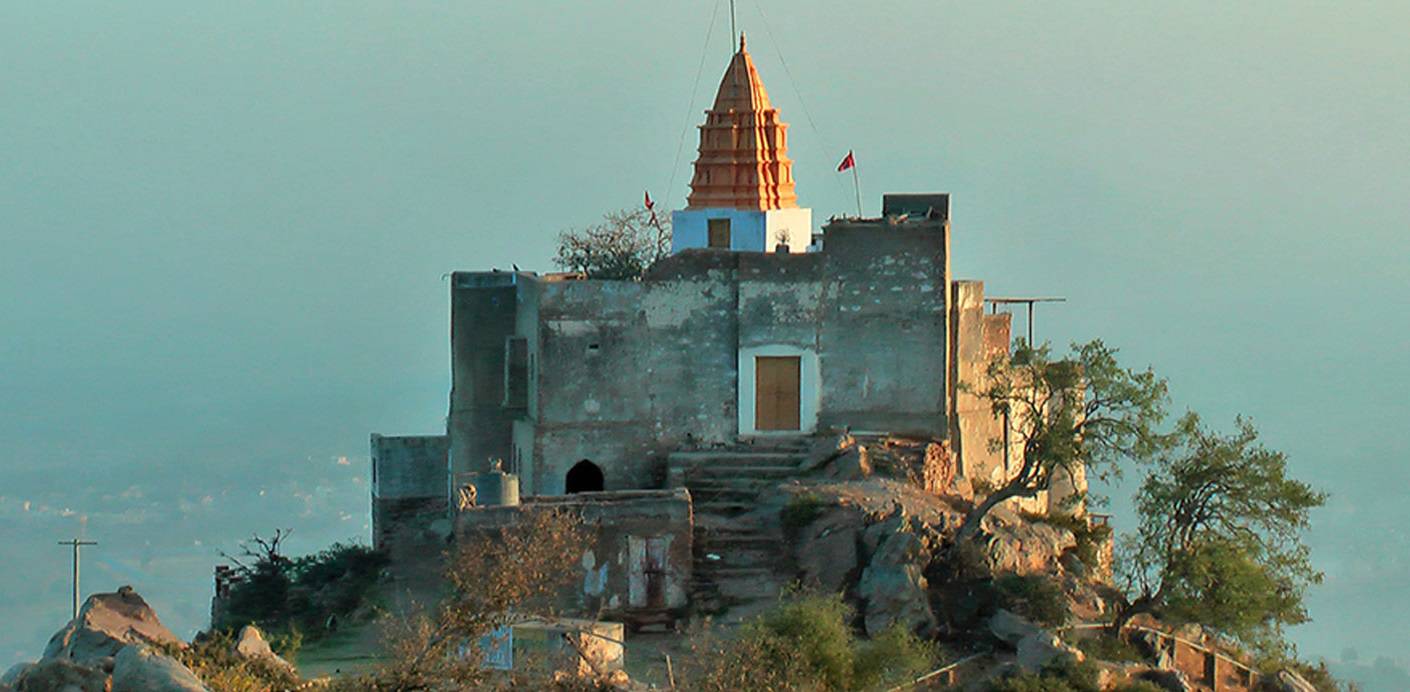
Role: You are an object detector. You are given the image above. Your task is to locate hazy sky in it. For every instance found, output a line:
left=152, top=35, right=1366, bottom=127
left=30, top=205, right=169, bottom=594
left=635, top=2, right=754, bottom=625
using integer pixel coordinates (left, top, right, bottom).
left=3, top=1, right=1407, bottom=682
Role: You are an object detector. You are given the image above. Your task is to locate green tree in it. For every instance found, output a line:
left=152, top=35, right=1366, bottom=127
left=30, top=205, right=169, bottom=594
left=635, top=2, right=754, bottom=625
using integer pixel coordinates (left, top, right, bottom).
left=956, top=340, right=1169, bottom=542
left=219, top=529, right=295, bottom=630
left=1111, top=414, right=1326, bottom=644
left=554, top=207, right=670, bottom=280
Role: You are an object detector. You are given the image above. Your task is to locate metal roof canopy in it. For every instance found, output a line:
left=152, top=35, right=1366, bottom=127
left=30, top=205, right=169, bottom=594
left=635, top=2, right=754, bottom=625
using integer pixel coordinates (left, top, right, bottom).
left=983, top=297, right=1067, bottom=345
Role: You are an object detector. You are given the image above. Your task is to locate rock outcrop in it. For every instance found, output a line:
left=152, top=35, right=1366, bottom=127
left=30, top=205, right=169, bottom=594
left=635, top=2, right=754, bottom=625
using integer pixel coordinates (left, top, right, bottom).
left=987, top=609, right=1084, bottom=674
left=42, top=586, right=181, bottom=664
left=111, top=645, right=209, bottom=692
left=11, top=586, right=256, bottom=692
left=232, top=625, right=296, bottom=674
left=857, top=527, right=936, bottom=637
left=5, top=658, right=111, bottom=692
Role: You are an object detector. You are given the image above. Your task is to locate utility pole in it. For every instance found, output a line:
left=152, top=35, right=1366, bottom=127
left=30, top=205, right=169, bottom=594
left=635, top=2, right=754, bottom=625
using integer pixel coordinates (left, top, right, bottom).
left=58, top=538, right=97, bottom=620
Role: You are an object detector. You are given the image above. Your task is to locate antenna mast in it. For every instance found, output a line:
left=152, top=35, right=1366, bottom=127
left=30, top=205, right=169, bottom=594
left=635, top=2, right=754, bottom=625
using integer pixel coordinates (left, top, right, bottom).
left=729, top=0, right=737, bottom=51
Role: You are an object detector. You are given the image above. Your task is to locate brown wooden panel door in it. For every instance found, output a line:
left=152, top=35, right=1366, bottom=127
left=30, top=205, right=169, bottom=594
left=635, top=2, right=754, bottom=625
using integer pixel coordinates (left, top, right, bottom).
left=755, top=356, right=801, bottom=430
left=708, top=218, right=731, bottom=248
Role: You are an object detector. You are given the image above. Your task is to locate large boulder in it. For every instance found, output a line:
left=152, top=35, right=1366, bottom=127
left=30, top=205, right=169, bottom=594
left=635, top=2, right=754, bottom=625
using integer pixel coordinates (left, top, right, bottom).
left=796, top=508, right=862, bottom=593
left=987, top=608, right=1045, bottom=646
left=43, top=586, right=181, bottom=664
left=986, top=609, right=1084, bottom=674
left=1015, top=631, right=1084, bottom=673
left=857, top=529, right=936, bottom=637
left=111, top=645, right=208, bottom=692
left=232, top=625, right=295, bottom=674
left=9, top=658, right=110, bottom=692
left=983, top=510, right=1077, bottom=575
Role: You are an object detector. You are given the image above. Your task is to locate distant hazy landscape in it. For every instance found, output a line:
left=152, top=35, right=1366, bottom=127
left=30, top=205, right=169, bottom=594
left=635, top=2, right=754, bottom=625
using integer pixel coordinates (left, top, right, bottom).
left=3, top=3, right=1407, bottom=689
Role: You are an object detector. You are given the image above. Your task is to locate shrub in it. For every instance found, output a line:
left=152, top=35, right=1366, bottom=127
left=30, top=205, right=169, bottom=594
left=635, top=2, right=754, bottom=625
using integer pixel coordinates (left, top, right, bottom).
left=987, top=655, right=1100, bottom=692
left=217, top=535, right=389, bottom=641
left=780, top=494, right=828, bottom=534
left=163, top=630, right=302, bottom=692
left=683, top=591, right=935, bottom=691
left=853, top=625, right=937, bottom=690
left=1113, top=681, right=1166, bottom=692
left=993, top=573, right=1068, bottom=629
left=748, top=593, right=857, bottom=689
left=1076, top=633, right=1146, bottom=663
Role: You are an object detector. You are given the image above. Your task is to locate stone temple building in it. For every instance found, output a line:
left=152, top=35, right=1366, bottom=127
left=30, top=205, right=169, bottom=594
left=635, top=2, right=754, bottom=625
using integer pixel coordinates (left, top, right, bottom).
left=368, top=36, right=1076, bottom=627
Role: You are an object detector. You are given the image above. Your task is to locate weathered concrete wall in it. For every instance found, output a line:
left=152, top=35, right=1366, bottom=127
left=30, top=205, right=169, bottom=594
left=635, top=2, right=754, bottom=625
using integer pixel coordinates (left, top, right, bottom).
left=453, top=489, right=692, bottom=623
left=370, top=434, right=450, bottom=556
left=950, top=281, right=1011, bottom=484
left=819, top=221, right=949, bottom=434
left=450, top=213, right=955, bottom=496
left=448, top=273, right=521, bottom=480
left=371, top=434, right=449, bottom=500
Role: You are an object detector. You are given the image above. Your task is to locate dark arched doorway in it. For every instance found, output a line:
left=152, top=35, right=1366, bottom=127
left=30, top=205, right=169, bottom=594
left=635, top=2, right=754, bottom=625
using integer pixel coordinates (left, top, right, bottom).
left=565, top=459, right=604, bottom=494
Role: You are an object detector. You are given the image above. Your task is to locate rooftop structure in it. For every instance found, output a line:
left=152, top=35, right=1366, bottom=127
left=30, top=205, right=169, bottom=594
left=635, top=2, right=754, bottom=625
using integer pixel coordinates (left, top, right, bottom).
left=672, top=34, right=811, bottom=254
left=685, top=33, right=798, bottom=212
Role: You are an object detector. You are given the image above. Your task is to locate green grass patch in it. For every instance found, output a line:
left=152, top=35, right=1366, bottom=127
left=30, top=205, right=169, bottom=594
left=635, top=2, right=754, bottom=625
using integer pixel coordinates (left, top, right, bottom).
left=780, top=493, right=828, bottom=534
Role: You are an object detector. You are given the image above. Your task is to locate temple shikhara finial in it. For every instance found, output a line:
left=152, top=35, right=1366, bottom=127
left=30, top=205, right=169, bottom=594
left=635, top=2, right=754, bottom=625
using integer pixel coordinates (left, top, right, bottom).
left=685, top=32, right=798, bottom=211
left=672, top=34, right=811, bottom=252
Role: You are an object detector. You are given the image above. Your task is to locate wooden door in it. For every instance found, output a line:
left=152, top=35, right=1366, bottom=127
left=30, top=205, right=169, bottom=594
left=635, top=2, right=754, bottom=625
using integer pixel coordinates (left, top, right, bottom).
left=755, top=356, right=801, bottom=430
left=708, top=218, right=731, bottom=248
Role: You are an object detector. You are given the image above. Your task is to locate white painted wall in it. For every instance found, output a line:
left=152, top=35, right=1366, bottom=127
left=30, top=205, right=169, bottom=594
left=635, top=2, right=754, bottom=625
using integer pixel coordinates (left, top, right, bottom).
left=737, top=344, right=821, bottom=436
left=763, top=208, right=813, bottom=253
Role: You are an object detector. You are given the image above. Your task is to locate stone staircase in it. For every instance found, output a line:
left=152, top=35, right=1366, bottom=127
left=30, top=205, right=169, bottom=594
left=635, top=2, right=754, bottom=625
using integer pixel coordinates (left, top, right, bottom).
left=667, top=443, right=810, bottom=622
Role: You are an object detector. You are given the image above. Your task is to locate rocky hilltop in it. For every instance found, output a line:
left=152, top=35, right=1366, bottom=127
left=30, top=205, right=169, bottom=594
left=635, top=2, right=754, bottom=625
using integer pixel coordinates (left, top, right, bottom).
left=3, top=586, right=294, bottom=692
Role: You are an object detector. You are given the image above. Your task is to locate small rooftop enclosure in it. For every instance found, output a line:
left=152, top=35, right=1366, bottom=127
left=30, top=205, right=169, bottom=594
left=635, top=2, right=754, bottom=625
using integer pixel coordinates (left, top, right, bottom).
left=671, top=35, right=811, bottom=254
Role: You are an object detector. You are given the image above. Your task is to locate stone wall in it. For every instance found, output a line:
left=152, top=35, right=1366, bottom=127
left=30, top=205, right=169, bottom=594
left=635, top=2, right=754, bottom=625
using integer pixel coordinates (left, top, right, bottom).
left=452, top=216, right=954, bottom=496
left=448, top=272, right=521, bottom=481
left=370, top=434, right=450, bottom=555
left=453, top=489, right=693, bottom=626
left=818, top=221, right=949, bottom=434
left=949, top=280, right=1013, bottom=485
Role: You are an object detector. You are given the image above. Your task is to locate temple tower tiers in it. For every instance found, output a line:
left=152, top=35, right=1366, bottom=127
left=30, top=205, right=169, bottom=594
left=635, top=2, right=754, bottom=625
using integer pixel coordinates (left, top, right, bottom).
left=671, top=34, right=813, bottom=254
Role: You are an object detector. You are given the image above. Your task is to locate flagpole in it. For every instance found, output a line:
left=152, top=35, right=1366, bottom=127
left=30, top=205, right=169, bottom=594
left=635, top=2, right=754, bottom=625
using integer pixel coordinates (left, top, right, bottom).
left=851, top=166, right=862, bottom=217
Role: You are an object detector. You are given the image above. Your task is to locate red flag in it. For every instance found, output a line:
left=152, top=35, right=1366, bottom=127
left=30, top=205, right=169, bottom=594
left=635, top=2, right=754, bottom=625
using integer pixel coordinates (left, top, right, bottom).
left=837, top=150, right=856, bottom=172
left=644, top=190, right=655, bottom=210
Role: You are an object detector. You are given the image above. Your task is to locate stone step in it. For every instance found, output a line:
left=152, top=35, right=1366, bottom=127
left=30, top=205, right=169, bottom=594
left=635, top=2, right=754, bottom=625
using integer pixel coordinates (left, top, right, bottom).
left=686, top=464, right=800, bottom=478
left=687, top=476, right=783, bottom=490
left=685, top=488, right=763, bottom=505
left=693, top=502, right=756, bottom=518
left=671, top=449, right=801, bottom=462
left=694, top=544, right=780, bottom=565
left=695, top=530, right=777, bottom=546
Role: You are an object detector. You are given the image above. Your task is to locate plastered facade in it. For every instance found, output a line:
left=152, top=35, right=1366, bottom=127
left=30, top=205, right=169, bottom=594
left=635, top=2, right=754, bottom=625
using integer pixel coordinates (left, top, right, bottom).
left=448, top=214, right=953, bottom=496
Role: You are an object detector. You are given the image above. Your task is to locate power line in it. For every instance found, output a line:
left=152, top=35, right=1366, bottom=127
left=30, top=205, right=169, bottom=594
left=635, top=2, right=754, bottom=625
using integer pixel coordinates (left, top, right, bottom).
left=665, top=0, right=724, bottom=211
left=748, top=0, right=850, bottom=205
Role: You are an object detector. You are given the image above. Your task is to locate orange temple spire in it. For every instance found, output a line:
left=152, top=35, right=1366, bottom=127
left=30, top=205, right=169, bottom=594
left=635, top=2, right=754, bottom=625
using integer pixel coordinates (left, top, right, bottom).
left=685, top=33, right=799, bottom=211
